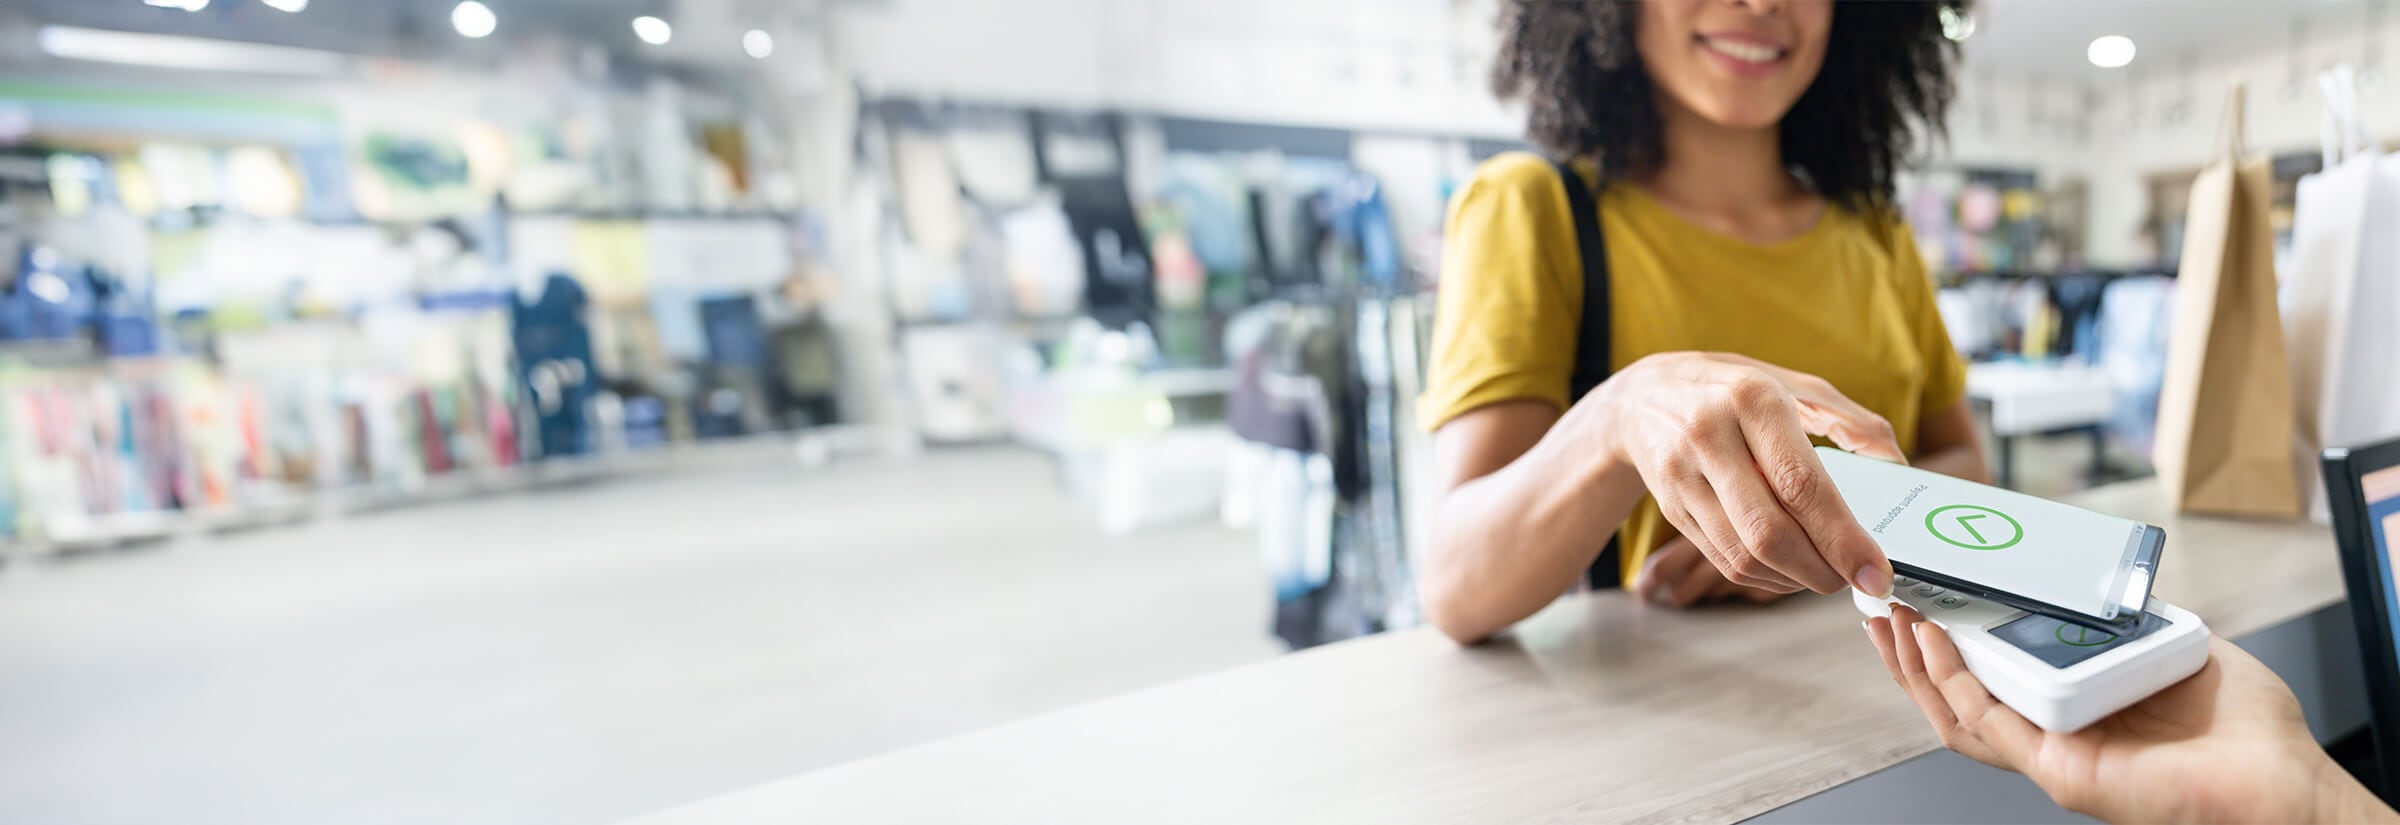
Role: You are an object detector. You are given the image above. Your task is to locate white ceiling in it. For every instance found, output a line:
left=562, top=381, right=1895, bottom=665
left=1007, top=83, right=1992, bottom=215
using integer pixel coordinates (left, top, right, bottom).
left=1959, top=0, right=2379, bottom=84
left=0, top=0, right=824, bottom=71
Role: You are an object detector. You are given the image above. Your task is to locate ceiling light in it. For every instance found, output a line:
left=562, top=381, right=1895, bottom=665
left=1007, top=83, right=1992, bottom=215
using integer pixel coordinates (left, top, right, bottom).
left=39, top=25, right=350, bottom=75
left=2087, top=35, right=2136, bottom=69
left=1939, top=6, right=1975, bottom=42
left=743, top=29, right=773, bottom=59
left=261, top=0, right=307, bottom=11
left=144, top=0, right=210, bottom=10
left=632, top=16, right=672, bottom=46
left=452, top=1, right=497, bottom=39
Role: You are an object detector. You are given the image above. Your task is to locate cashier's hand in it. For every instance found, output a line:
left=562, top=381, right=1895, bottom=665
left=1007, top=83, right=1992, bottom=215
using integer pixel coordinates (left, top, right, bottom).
left=1632, top=535, right=1789, bottom=607
left=1588, top=352, right=1902, bottom=597
left=1866, top=606, right=2377, bottom=825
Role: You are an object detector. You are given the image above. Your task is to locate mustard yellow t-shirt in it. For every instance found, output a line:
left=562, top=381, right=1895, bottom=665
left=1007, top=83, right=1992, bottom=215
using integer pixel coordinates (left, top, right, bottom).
left=1420, top=152, right=1967, bottom=583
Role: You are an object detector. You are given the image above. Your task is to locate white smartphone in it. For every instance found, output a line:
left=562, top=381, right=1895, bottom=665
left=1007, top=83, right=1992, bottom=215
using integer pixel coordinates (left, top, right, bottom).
left=1816, top=446, right=2164, bottom=634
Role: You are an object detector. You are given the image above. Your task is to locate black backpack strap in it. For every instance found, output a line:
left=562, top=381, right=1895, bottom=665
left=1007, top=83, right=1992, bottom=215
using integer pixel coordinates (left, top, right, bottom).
left=1550, top=158, right=1625, bottom=591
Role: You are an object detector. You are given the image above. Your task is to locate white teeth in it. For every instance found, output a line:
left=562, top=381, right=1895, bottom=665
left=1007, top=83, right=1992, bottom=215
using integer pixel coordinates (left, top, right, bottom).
left=1704, top=38, right=1781, bottom=64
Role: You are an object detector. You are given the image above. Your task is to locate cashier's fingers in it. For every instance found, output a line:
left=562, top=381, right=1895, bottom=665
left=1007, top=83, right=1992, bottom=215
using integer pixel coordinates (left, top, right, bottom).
left=1885, top=609, right=1957, bottom=722
left=1865, top=617, right=1905, bottom=681
left=1914, top=614, right=2045, bottom=769
left=1888, top=607, right=2010, bottom=768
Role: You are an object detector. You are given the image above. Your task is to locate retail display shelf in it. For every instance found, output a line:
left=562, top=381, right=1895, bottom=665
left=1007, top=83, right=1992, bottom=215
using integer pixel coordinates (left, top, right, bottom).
left=0, top=424, right=891, bottom=563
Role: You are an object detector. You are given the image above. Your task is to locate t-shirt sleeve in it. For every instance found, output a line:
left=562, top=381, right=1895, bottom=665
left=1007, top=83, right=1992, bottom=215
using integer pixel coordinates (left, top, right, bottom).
left=1892, top=219, right=1968, bottom=418
left=1416, top=156, right=1583, bottom=431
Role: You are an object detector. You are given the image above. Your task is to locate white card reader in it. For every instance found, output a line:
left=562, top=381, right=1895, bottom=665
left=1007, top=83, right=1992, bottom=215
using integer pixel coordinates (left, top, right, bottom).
left=1855, top=576, right=2210, bottom=732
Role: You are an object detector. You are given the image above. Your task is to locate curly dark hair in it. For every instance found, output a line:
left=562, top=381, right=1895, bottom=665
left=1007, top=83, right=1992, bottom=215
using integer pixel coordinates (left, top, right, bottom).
left=1490, top=0, right=1963, bottom=212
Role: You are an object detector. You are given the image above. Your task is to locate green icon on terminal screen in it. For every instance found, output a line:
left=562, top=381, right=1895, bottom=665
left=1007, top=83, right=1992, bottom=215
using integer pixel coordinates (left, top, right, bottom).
left=1923, top=504, right=2024, bottom=551
left=2055, top=623, right=2117, bottom=647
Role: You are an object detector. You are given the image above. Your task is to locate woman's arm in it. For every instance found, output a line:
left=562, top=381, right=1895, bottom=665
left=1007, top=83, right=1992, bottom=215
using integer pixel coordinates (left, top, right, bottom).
left=1912, top=399, right=1989, bottom=483
left=1422, top=400, right=1646, bottom=644
left=1421, top=353, right=1909, bottom=644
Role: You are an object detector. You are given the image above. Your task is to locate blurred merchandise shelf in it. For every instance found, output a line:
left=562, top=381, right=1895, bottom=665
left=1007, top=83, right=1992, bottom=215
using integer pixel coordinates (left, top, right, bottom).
left=1006, top=364, right=1233, bottom=455
left=0, top=424, right=884, bottom=561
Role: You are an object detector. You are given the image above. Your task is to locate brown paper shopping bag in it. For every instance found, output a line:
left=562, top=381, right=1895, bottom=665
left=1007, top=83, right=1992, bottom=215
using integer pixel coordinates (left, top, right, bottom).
left=2153, top=83, right=2305, bottom=518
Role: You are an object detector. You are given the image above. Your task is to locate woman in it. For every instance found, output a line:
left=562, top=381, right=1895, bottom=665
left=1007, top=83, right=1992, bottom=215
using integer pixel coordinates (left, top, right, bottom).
left=1420, top=0, right=1988, bottom=643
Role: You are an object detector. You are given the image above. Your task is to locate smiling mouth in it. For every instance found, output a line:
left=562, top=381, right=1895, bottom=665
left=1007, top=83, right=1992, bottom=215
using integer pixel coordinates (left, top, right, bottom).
left=1697, top=35, right=1787, bottom=65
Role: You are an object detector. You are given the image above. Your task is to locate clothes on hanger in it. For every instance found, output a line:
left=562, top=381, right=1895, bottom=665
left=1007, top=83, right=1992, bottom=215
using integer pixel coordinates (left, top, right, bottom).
left=2096, top=275, right=2175, bottom=457
left=1225, top=289, right=1428, bottom=648
left=2048, top=273, right=2111, bottom=364
left=1156, top=157, right=1254, bottom=289
left=768, top=316, right=841, bottom=428
left=511, top=274, right=597, bottom=459
left=1055, top=176, right=1154, bottom=330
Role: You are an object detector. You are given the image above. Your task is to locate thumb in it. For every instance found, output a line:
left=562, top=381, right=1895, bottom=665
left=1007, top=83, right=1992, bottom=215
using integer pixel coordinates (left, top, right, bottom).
left=1722, top=358, right=1907, bottom=463
left=1793, top=399, right=1906, bottom=463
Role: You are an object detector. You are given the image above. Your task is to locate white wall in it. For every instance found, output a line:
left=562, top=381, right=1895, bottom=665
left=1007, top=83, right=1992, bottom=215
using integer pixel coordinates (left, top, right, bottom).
left=828, top=0, right=2102, bottom=183
left=832, top=0, right=1517, bottom=136
left=2067, top=19, right=2400, bottom=265
left=832, top=0, right=2399, bottom=272
left=1933, top=72, right=2101, bottom=180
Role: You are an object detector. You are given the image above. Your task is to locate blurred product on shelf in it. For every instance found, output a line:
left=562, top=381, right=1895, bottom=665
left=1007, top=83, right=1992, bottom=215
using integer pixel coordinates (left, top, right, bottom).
left=1902, top=166, right=2082, bottom=277
left=1932, top=266, right=2180, bottom=484
left=0, top=98, right=841, bottom=550
left=845, top=98, right=1450, bottom=642
left=900, top=324, right=1009, bottom=443
left=1222, top=292, right=1429, bottom=649
left=513, top=274, right=596, bottom=460
left=2094, top=275, right=2176, bottom=457
left=997, top=200, right=1088, bottom=319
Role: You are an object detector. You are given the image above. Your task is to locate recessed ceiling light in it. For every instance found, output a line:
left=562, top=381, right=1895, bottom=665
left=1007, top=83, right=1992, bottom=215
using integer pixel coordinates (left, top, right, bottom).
left=144, top=0, right=210, bottom=10
left=633, top=16, right=673, bottom=46
left=2088, top=35, right=2136, bottom=69
left=743, top=29, right=773, bottom=59
left=452, top=1, right=497, bottom=39
left=1939, top=6, right=1975, bottom=42
left=261, top=0, right=307, bottom=11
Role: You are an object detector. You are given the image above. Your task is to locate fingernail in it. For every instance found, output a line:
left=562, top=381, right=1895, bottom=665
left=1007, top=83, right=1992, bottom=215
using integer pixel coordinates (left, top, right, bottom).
left=1853, top=564, right=1891, bottom=598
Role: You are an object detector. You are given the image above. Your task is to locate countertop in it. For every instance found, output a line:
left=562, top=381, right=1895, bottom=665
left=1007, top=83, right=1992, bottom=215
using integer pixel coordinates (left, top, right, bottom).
left=630, top=480, right=2345, bottom=825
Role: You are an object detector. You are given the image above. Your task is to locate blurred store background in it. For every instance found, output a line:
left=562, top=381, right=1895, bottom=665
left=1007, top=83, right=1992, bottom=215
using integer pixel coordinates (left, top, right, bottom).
left=0, top=0, right=2385, bottom=823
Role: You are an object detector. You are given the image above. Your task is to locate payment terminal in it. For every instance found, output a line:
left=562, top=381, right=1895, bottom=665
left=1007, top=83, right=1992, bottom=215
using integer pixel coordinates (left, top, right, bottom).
left=1855, top=583, right=2210, bottom=732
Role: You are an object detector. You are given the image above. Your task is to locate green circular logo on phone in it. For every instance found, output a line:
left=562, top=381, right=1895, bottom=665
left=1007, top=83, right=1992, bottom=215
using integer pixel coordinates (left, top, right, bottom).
left=1923, top=504, right=2024, bottom=551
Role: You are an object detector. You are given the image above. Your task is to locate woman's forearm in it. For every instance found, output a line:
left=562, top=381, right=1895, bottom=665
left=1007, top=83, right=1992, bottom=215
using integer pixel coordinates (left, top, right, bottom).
left=1422, top=416, right=1647, bottom=644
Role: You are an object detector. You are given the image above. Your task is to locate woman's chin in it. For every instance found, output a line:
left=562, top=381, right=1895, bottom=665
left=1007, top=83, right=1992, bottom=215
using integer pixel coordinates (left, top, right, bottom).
left=1689, top=99, right=1794, bottom=133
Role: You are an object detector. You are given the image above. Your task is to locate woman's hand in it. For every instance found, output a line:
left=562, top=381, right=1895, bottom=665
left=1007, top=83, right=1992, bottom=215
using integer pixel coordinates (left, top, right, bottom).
left=1867, top=606, right=2397, bottom=825
left=1632, top=535, right=1788, bottom=607
left=1585, top=352, right=1903, bottom=597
